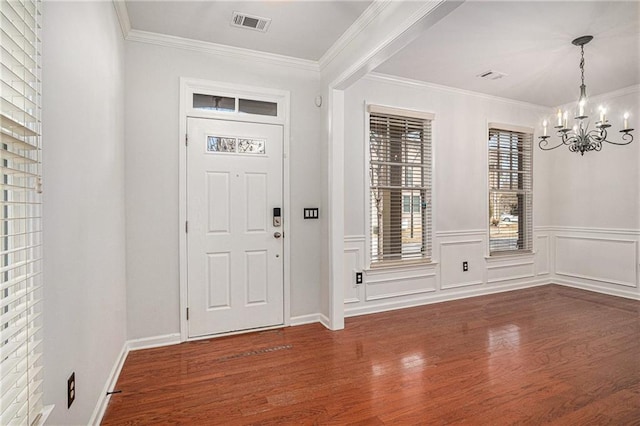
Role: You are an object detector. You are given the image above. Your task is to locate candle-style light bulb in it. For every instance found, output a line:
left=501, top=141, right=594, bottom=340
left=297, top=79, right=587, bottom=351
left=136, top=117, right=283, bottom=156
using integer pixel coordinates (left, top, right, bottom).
left=578, top=99, right=585, bottom=117
left=623, top=112, right=629, bottom=130
left=542, top=120, right=548, bottom=136
left=599, top=106, right=607, bottom=123
left=563, top=111, right=568, bottom=129
left=557, top=109, right=562, bottom=127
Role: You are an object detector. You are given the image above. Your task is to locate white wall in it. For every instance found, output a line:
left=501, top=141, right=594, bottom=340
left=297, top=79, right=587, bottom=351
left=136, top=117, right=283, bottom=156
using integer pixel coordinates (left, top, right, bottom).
left=42, top=2, right=127, bottom=424
left=341, top=76, right=640, bottom=312
left=342, top=74, right=552, bottom=314
left=548, top=89, right=639, bottom=230
left=544, top=88, right=640, bottom=299
left=345, top=74, right=551, bottom=235
left=124, top=41, right=323, bottom=339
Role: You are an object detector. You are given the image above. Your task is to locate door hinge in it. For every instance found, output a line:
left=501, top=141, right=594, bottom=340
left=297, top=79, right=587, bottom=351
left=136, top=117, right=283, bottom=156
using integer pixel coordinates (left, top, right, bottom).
left=185, top=133, right=188, bottom=146
left=185, top=221, right=188, bottom=233
left=186, top=307, right=189, bottom=320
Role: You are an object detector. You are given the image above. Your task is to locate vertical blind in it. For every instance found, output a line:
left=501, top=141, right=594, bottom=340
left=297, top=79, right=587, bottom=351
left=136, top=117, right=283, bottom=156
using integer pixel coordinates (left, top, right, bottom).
left=488, top=126, right=532, bottom=254
left=369, top=109, right=432, bottom=264
left=1, top=1, right=43, bottom=424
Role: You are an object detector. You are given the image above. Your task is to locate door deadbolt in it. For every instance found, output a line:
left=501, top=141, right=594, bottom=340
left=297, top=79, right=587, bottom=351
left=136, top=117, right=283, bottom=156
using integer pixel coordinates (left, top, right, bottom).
left=273, top=207, right=282, bottom=227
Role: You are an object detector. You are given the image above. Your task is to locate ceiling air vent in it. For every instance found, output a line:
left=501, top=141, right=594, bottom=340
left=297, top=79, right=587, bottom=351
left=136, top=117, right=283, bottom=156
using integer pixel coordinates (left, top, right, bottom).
left=231, top=11, right=271, bottom=32
left=477, top=70, right=507, bottom=80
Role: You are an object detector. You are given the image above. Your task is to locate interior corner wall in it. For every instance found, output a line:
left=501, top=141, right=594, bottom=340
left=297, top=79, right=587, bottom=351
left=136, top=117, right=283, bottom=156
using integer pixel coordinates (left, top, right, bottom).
left=548, top=89, right=640, bottom=230
left=124, top=42, right=323, bottom=339
left=545, top=88, right=640, bottom=299
left=41, top=2, right=127, bottom=424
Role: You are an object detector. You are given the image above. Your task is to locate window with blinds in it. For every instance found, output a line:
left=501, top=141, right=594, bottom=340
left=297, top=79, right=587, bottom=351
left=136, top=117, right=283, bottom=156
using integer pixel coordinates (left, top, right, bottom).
left=369, top=106, right=432, bottom=265
left=488, top=125, right=532, bottom=255
left=1, top=1, right=44, bottom=425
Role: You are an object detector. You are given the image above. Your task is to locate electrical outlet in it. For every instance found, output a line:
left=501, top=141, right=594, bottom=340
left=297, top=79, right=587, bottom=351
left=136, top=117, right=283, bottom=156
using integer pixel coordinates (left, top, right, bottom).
left=355, top=272, right=363, bottom=285
left=463, top=261, right=469, bottom=272
left=67, top=372, right=75, bottom=408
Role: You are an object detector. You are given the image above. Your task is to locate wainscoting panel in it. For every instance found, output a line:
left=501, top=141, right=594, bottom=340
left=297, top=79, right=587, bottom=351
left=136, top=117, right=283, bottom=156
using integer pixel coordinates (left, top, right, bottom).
left=365, top=267, right=437, bottom=301
left=344, top=236, right=365, bottom=304
left=535, top=234, right=550, bottom=276
left=439, top=239, right=484, bottom=289
left=487, top=260, right=535, bottom=284
left=555, top=235, right=638, bottom=288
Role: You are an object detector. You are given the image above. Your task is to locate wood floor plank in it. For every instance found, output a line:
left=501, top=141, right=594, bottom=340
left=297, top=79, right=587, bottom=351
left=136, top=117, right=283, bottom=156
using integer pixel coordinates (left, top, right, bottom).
left=102, top=285, right=640, bottom=425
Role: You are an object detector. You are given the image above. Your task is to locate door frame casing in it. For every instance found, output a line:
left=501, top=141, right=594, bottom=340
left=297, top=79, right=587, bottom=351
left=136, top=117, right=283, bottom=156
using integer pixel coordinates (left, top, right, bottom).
left=178, top=78, right=291, bottom=342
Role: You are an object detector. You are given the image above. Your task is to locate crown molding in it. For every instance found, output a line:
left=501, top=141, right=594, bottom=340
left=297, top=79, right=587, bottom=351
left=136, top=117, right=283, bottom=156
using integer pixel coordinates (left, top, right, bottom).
left=556, top=84, right=640, bottom=109
left=318, top=0, right=392, bottom=72
left=365, top=72, right=551, bottom=112
left=112, top=0, right=131, bottom=39
left=125, top=29, right=320, bottom=72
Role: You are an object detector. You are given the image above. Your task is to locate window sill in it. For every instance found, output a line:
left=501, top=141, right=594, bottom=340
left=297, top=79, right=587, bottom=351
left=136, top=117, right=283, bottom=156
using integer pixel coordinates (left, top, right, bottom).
left=485, top=250, right=535, bottom=262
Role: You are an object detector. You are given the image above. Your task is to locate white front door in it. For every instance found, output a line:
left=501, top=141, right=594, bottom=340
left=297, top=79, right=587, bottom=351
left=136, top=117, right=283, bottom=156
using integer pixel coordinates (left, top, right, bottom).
left=186, top=117, right=284, bottom=338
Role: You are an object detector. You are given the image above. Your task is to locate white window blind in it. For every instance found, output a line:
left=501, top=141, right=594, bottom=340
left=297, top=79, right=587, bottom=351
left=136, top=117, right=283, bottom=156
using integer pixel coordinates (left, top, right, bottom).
left=369, top=109, right=432, bottom=265
left=1, top=1, right=43, bottom=425
left=488, top=126, right=532, bottom=255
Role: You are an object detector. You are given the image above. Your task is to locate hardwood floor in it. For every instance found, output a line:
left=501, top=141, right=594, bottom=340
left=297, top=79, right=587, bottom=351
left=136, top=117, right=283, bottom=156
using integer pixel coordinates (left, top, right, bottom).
left=102, top=285, right=640, bottom=425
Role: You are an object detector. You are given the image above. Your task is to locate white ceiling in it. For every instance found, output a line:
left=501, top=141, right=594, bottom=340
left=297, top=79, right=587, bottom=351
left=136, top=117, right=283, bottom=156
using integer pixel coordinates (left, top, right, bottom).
left=124, top=0, right=372, bottom=61
left=375, top=1, right=640, bottom=107
left=124, top=1, right=639, bottom=107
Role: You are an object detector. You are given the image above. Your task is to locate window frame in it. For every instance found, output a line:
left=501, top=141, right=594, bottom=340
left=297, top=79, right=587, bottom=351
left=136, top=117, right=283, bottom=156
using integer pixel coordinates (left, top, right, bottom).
left=487, top=123, right=534, bottom=257
left=366, top=104, right=434, bottom=268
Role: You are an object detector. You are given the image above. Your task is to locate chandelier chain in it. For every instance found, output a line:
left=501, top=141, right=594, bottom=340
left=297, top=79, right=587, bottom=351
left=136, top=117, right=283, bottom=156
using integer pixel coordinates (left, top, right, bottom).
left=580, top=44, right=585, bottom=88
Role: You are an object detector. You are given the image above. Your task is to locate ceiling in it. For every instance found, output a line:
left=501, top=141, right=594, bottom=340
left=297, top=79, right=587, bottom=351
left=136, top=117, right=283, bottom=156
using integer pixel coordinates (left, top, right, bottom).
left=124, top=0, right=372, bottom=61
left=124, top=1, right=640, bottom=107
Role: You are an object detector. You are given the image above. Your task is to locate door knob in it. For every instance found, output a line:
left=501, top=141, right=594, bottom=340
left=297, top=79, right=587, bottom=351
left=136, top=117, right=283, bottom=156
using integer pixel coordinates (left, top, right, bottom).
left=274, top=232, right=282, bottom=239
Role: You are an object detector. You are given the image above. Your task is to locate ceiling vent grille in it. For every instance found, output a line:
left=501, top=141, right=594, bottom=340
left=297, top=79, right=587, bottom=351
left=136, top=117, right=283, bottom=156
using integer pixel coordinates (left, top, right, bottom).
left=231, top=12, right=271, bottom=32
left=477, top=70, right=507, bottom=80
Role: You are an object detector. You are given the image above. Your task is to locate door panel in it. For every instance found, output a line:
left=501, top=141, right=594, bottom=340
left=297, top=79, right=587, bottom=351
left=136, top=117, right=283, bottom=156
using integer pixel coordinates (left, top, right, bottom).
left=187, top=118, right=283, bottom=337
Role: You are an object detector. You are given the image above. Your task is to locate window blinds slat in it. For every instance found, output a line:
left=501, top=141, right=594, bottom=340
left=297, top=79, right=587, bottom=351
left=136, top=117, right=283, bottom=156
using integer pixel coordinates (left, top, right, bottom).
left=0, top=148, right=39, bottom=163
left=1, top=113, right=37, bottom=137
left=1, top=63, right=39, bottom=101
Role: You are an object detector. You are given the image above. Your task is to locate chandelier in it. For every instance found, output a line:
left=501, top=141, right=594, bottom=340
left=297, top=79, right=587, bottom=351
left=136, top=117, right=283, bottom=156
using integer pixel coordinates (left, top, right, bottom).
left=538, top=35, right=634, bottom=155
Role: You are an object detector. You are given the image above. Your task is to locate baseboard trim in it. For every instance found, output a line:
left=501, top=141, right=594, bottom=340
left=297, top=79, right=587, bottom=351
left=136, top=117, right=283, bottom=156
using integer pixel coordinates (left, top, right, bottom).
left=345, top=279, right=550, bottom=318
left=290, top=313, right=322, bottom=326
left=318, top=313, right=331, bottom=330
left=127, top=333, right=182, bottom=351
left=89, top=342, right=129, bottom=425
left=555, top=278, right=640, bottom=301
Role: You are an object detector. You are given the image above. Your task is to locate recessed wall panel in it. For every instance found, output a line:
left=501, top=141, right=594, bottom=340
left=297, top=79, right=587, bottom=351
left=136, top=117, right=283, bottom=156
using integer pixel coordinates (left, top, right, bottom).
left=440, top=240, right=484, bottom=289
left=207, top=252, right=230, bottom=309
left=206, top=172, right=230, bottom=233
left=245, top=173, right=267, bottom=233
left=344, top=248, right=361, bottom=304
left=365, top=267, right=436, bottom=301
left=556, top=236, right=637, bottom=287
left=246, top=250, right=268, bottom=305
left=536, top=235, right=550, bottom=275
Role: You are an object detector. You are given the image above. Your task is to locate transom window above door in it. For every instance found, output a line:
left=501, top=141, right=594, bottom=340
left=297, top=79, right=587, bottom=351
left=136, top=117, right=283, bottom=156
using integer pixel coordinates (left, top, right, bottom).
left=193, top=93, right=277, bottom=117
